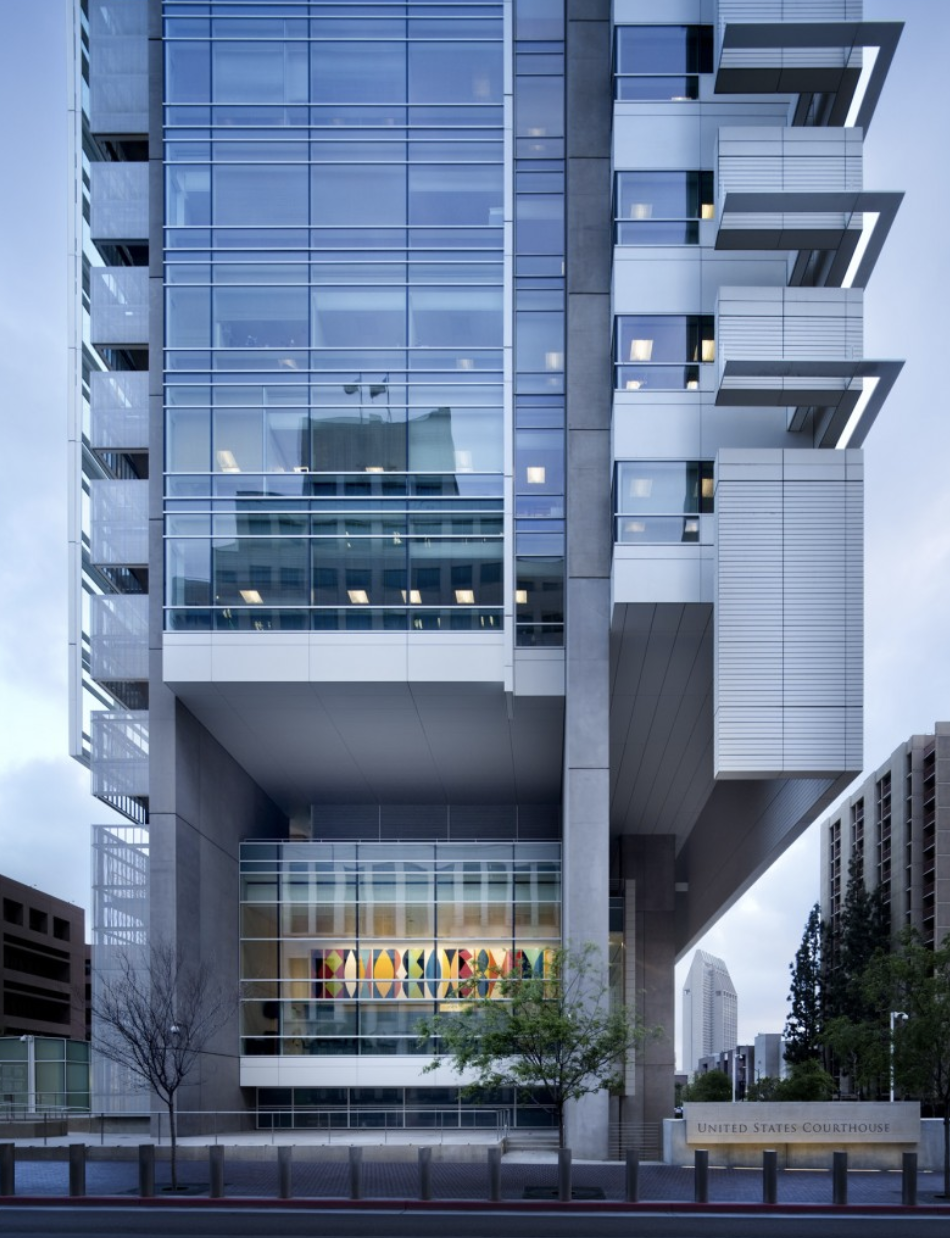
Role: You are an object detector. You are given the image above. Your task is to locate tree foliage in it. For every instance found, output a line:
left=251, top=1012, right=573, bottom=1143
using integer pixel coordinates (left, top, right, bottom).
left=745, top=1060, right=835, bottom=1103
left=862, top=930, right=950, bottom=1197
left=784, top=903, right=824, bottom=1065
left=682, top=1070, right=732, bottom=1102
left=419, top=944, right=655, bottom=1146
left=745, top=1075, right=782, bottom=1102
left=826, top=852, right=890, bottom=1026
left=820, top=854, right=891, bottom=1095
left=92, top=943, right=230, bottom=1188
left=776, top=1058, right=836, bottom=1101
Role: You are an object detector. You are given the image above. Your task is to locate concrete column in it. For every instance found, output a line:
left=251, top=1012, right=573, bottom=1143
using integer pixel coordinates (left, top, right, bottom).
left=694, top=1149, right=709, bottom=1203
left=418, top=1146, right=432, bottom=1201
left=0, top=1144, right=14, bottom=1196
left=277, top=1145, right=293, bottom=1200
left=349, top=1145, right=363, bottom=1200
left=902, top=1151, right=917, bottom=1206
left=562, top=0, right=613, bottom=1164
left=624, top=1148, right=639, bottom=1202
left=557, top=1149, right=572, bottom=1202
left=209, top=1144, right=224, bottom=1198
left=487, top=1146, right=501, bottom=1202
left=68, top=1144, right=86, bottom=1197
left=763, top=1149, right=777, bottom=1204
left=138, top=1143, right=155, bottom=1197
left=832, top=1150, right=848, bottom=1205
left=621, top=838, right=677, bottom=1131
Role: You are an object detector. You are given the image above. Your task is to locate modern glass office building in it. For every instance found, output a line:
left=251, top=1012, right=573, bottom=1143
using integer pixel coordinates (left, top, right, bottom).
left=69, top=0, right=903, bottom=1153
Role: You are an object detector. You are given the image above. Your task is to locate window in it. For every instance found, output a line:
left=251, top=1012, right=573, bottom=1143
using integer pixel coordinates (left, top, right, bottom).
left=614, top=315, right=714, bottom=391
left=615, top=172, right=714, bottom=245
left=614, top=461, right=713, bottom=544
left=615, top=26, right=713, bottom=101
left=3, top=898, right=23, bottom=926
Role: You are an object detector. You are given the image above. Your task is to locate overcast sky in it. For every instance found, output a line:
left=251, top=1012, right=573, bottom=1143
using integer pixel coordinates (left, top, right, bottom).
left=0, top=1, right=946, bottom=1068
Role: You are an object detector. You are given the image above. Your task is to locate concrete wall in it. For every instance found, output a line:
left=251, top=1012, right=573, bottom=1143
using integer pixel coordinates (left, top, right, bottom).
left=148, top=696, right=286, bottom=1120
left=664, top=1115, right=944, bottom=1171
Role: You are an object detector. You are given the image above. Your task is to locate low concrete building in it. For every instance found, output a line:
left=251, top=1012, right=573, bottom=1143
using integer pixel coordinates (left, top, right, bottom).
left=0, top=873, right=87, bottom=1041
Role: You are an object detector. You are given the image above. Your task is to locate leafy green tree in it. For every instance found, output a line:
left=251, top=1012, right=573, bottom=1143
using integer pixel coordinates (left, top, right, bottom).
left=784, top=904, right=824, bottom=1064
left=776, top=1058, right=836, bottom=1101
left=863, top=930, right=950, bottom=1197
left=823, top=853, right=891, bottom=1095
left=745, top=1076, right=782, bottom=1102
left=683, top=1070, right=733, bottom=1102
left=419, top=944, right=654, bottom=1147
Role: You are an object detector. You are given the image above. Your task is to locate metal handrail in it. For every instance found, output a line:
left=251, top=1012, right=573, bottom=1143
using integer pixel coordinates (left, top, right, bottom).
left=53, top=1106, right=511, bottom=1146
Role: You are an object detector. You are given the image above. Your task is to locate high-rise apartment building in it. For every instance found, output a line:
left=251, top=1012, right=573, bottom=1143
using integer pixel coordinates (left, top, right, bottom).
left=821, top=724, right=950, bottom=952
left=67, top=0, right=903, bottom=1154
left=682, top=949, right=737, bottom=1077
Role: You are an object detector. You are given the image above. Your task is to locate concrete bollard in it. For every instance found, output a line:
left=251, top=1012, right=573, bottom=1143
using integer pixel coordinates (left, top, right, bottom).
left=762, top=1149, right=777, bottom=1204
left=625, top=1148, right=640, bottom=1203
left=69, top=1143, right=86, bottom=1197
left=138, top=1144, right=155, bottom=1197
left=557, top=1148, right=572, bottom=1202
left=694, top=1149, right=709, bottom=1203
left=349, top=1145, right=363, bottom=1201
left=418, top=1146, right=432, bottom=1201
left=902, top=1151, right=918, bottom=1207
left=832, top=1150, right=848, bottom=1206
left=0, top=1143, right=14, bottom=1197
left=209, top=1144, right=225, bottom=1199
left=487, top=1146, right=501, bottom=1202
left=278, top=1145, right=293, bottom=1200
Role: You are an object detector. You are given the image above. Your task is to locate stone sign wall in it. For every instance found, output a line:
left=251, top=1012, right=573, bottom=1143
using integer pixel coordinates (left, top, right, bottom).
left=684, top=1102, right=920, bottom=1145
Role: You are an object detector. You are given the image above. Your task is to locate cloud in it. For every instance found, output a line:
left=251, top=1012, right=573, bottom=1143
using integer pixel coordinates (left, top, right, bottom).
left=0, top=755, right=125, bottom=916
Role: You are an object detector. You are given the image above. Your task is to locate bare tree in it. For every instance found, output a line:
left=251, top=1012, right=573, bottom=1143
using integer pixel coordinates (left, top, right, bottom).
left=92, top=943, right=230, bottom=1189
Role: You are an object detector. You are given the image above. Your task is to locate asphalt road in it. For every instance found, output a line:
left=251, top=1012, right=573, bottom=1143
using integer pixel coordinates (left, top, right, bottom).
left=1, top=1207, right=949, bottom=1238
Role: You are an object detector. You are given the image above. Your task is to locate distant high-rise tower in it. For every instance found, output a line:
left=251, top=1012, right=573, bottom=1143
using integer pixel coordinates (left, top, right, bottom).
left=683, top=950, right=737, bottom=1076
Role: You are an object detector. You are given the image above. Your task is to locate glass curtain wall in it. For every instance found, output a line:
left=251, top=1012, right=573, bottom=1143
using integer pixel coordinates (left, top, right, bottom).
left=513, top=0, right=564, bottom=647
left=163, top=1, right=507, bottom=632
left=240, top=841, right=561, bottom=1056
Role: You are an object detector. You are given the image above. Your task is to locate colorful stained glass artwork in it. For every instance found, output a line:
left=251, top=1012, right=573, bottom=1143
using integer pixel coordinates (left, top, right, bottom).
left=311, top=945, right=553, bottom=1001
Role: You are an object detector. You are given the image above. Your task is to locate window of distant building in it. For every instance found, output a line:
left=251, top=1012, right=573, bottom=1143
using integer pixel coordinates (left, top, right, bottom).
left=614, top=26, right=714, bottom=101
left=614, top=315, right=715, bottom=391
left=614, top=172, right=714, bottom=245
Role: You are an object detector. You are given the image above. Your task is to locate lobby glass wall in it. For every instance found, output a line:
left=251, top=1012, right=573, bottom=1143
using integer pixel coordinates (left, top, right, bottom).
left=163, top=1, right=507, bottom=631
left=240, top=841, right=561, bottom=1057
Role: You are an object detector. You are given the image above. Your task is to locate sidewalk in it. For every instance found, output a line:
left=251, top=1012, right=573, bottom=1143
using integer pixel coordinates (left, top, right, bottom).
left=2, top=1140, right=949, bottom=1208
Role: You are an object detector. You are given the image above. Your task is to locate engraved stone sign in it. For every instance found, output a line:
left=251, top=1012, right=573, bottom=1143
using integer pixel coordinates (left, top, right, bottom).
left=684, top=1102, right=920, bottom=1144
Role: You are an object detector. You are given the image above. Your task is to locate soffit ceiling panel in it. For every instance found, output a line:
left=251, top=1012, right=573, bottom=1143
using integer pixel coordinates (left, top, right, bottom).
left=168, top=678, right=564, bottom=813
left=609, top=603, right=715, bottom=845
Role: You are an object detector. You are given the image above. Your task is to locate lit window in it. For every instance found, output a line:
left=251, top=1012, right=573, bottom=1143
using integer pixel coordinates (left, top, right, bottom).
left=614, top=460, right=713, bottom=544
left=614, top=172, right=714, bottom=246
left=614, top=315, right=715, bottom=391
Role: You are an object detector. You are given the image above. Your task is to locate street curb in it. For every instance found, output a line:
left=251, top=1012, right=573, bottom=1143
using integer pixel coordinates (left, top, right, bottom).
left=1, top=1195, right=949, bottom=1214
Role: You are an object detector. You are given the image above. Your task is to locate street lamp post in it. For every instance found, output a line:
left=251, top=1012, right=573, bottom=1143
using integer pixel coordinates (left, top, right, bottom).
left=889, top=1011, right=907, bottom=1103
left=18, top=1036, right=35, bottom=1115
